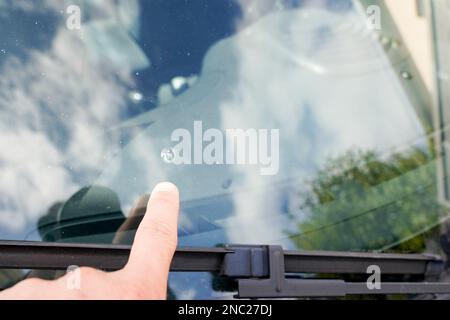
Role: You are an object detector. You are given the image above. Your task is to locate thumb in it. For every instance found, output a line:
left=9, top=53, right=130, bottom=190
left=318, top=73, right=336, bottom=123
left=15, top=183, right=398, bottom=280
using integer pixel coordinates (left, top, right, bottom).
left=123, top=182, right=179, bottom=284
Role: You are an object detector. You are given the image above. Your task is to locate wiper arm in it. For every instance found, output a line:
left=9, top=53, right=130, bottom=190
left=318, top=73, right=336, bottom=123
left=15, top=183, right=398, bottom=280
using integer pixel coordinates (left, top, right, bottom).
left=0, top=241, right=448, bottom=298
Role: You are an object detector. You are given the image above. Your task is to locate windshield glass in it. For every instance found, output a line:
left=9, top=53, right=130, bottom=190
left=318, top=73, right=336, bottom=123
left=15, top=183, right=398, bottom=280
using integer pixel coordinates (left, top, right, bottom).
left=0, top=0, right=449, bottom=299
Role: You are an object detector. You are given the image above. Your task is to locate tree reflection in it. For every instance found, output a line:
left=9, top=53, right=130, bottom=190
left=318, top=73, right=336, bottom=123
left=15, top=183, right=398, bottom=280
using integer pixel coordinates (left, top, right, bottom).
left=289, top=148, right=446, bottom=253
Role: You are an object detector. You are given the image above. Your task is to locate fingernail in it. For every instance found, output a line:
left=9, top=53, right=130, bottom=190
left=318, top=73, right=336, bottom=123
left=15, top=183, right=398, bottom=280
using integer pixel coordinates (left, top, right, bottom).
left=152, top=182, right=178, bottom=194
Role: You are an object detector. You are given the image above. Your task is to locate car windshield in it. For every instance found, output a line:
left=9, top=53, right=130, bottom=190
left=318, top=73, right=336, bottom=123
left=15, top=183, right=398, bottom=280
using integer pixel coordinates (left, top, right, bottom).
left=0, top=0, right=449, bottom=299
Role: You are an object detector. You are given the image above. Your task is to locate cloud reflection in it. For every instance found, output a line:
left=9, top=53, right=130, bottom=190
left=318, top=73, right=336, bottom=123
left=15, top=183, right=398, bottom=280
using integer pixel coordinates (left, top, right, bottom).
left=0, top=1, right=139, bottom=232
left=0, top=1, right=430, bottom=254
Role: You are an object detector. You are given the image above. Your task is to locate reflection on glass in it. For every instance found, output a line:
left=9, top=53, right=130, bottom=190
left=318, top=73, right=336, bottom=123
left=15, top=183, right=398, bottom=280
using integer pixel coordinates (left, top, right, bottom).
left=0, top=0, right=447, bottom=299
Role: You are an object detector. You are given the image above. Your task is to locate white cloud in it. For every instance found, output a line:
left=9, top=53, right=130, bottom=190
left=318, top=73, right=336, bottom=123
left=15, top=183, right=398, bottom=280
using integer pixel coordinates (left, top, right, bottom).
left=0, top=3, right=138, bottom=232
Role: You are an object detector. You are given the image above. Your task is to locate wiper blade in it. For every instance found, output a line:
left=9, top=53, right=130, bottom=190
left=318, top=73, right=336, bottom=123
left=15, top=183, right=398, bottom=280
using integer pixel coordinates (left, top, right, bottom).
left=0, top=241, right=448, bottom=298
left=0, top=241, right=228, bottom=272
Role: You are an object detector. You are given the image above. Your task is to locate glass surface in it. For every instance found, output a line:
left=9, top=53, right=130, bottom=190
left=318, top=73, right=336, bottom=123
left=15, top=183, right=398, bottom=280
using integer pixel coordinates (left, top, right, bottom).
left=0, top=0, right=448, bottom=299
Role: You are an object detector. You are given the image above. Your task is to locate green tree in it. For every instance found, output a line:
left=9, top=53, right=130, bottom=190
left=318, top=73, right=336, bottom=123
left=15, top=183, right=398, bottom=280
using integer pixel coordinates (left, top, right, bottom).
left=290, top=148, right=446, bottom=252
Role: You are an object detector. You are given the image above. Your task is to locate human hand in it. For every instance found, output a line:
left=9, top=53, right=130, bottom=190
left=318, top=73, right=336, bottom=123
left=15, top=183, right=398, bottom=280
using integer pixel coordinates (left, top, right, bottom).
left=0, top=182, right=179, bottom=300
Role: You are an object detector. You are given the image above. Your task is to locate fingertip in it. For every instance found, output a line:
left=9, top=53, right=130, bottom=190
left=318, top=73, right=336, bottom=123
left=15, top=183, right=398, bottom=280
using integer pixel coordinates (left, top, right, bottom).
left=150, top=182, right=179, bottom=198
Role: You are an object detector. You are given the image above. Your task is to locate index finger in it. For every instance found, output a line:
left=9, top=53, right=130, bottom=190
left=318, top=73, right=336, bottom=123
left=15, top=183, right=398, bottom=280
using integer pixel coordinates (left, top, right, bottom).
left=123, top=182, right=179, bottom=282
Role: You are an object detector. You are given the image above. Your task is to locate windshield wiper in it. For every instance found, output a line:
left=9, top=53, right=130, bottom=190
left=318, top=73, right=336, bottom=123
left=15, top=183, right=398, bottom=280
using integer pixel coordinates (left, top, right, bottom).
left=0, top=241, right=449, bottom=298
